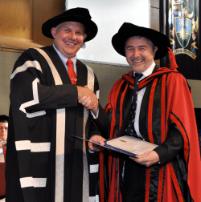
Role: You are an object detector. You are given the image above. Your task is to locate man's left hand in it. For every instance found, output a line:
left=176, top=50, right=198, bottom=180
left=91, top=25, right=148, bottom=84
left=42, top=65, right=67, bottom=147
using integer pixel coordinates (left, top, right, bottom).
left=130, top=150, right=160, bottom=167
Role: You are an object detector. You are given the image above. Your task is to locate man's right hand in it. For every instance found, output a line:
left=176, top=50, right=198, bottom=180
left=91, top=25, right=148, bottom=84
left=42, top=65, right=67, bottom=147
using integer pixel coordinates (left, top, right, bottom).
left=88, top=134, right=105, bottom=151
left=77, top=86, right=98, bottom=112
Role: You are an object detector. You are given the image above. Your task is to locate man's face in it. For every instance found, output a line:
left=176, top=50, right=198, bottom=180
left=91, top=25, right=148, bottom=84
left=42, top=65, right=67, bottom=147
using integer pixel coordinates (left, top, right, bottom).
left=51, top=21, right=86, bottom=58
left=125, top=36, right=157, bottom=73
left=0, top=122, right=8, bottom=142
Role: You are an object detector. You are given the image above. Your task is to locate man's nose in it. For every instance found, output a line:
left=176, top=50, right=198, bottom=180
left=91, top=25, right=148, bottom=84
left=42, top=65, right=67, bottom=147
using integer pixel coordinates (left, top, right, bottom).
left=69, top=32, right=76, bottom=39
left=133, top=49, right=141, bottom=57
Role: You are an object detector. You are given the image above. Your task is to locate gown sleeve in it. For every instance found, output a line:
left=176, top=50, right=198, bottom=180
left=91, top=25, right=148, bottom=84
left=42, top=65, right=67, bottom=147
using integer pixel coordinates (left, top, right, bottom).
left=10, top=49, right=79, bottom=117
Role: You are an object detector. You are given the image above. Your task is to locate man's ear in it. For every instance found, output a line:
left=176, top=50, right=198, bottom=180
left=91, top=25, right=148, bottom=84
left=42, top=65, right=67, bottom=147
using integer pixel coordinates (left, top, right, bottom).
left=51, top=27, right=57, bottom=39
left=154, top=46, right=158, bottom=55
left=83, top=33, right=87, bottom=41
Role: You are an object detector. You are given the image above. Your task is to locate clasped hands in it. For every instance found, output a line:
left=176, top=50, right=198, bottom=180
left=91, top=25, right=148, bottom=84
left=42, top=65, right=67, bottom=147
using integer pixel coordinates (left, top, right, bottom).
left=77, top=86, right=98, bottom=113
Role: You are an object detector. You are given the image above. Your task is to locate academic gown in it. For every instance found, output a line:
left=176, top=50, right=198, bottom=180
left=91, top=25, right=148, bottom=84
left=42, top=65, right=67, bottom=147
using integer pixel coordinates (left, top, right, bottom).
left=94, top=67, right=201, bottom=202
left=6, top=46, right=100, bottom=202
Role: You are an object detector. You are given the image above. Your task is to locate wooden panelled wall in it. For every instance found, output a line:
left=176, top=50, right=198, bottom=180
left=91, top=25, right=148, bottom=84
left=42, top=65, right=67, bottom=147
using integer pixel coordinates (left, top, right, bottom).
left=0, top=0, right=65, bottom=114
left=0, top=0, right=65, bottom=50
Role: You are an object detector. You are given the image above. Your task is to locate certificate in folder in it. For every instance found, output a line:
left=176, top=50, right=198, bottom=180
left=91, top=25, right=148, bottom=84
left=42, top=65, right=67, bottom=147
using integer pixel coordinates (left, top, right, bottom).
left=72, top=135, right=158, bottom=157
left=105, top=135, right=158, bottom=157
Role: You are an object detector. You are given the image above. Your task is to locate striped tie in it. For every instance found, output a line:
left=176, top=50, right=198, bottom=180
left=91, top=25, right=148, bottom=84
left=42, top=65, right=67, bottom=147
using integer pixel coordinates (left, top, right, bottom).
left=125, top=73, right=143, bottom=136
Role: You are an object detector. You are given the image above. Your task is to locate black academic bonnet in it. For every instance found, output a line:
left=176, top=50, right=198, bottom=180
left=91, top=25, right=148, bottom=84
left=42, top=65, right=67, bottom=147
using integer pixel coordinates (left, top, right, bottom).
left=42, top=7, right=98, bottom=42
left=0, top=115, right=9, bottom=122
left=112, top=22, right=171, bottom=59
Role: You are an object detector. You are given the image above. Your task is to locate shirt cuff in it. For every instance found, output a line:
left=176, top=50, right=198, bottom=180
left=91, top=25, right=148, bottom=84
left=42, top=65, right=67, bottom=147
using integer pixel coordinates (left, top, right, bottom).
left=90, top=108, right=99, bottom=119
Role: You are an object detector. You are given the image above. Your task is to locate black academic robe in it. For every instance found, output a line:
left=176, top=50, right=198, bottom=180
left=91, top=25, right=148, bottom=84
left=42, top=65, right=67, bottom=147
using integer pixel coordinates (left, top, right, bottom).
left=6, top=46, right=100, bottom=202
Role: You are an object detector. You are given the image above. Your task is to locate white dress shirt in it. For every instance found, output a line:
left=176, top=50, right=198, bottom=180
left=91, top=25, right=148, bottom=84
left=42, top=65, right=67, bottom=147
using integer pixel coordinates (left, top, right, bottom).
left=134, top=62, right=156, bottom=137
left=53, top=44, right=77, bottom=73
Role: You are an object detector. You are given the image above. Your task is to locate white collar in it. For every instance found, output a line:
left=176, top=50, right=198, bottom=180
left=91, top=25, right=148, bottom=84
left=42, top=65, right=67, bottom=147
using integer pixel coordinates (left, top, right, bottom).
left=134, top=62, right=156, bottom=80
left=52, top=44, right=76, bottom=67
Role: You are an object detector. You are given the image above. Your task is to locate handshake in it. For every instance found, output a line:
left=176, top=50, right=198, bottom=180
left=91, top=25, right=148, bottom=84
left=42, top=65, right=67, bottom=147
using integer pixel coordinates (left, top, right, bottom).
left=77, top=86, right=98, bottom=114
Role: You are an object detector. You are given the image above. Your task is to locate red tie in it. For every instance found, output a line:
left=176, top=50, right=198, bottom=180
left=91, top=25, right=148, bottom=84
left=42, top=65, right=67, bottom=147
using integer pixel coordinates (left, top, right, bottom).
left=67, top=59, right=77, bottom=85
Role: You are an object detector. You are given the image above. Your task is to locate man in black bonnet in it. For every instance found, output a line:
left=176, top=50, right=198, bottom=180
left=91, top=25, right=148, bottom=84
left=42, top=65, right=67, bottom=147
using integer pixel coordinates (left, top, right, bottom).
left=6, top=7, right=100, bottom=202
left=86, top=23, right=201, bottom=202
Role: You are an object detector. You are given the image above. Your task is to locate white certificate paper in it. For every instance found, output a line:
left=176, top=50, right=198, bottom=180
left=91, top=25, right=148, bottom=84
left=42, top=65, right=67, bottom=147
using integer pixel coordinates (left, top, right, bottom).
left=105, top=135, right=158, bottom=156
left=72, top=135, right=158, bottom=157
